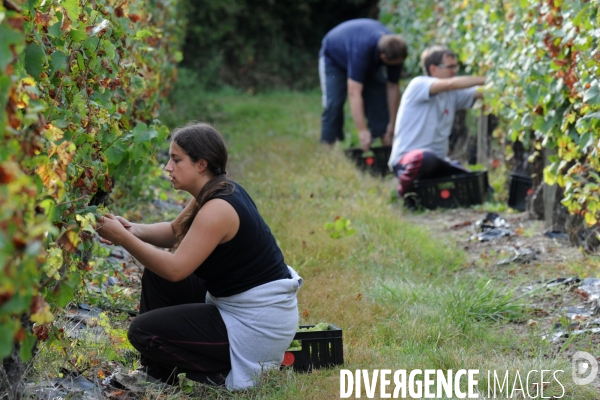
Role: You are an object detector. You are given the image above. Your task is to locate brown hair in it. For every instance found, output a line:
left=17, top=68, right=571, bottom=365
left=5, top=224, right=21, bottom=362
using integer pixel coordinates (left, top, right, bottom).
left=421, top=46, right=457, bottom=76
left=378, top=35, right=408, bottom=62
left=170, top=122, right=235, bottom=245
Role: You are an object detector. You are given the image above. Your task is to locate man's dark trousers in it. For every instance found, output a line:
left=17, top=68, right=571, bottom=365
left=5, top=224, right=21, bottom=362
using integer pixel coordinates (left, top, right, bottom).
left=319, top=57, right=389, bottom=144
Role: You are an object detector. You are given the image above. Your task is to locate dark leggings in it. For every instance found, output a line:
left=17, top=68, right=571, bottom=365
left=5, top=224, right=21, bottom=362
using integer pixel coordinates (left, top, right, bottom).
left=393, top=149, right=469, bottom=196
left=128, top=269, right=231, bottom=385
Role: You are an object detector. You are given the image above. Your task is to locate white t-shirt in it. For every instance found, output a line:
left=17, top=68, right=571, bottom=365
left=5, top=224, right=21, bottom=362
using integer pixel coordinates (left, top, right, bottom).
left=388, top=76, right=477, bottom=169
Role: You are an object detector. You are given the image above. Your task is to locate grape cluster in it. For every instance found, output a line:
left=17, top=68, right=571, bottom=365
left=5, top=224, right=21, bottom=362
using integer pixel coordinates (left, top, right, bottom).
left=287, top=322, right=330, bottom=351
left=297, top=322, right=330, bottom=332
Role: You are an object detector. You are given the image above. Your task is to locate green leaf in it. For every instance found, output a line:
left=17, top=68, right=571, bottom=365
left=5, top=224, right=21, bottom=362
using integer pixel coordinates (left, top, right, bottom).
left=106, top=144, right=126, bottom=165
left=133, top=123, right=150, bottom=143
left=39, top=198, right=56, bottom=220
left=54, top=274, right=79, bottom=307
left=69, top=28, right=87, bottom=43
left=156, top=125, right=170, bottom=141
left=131, top=76, right=145, bottom=91
left=0, top=25, right=24, bottom=72
left=1, top=290, right=32, bottom=314
left=77, top=52, right=86, bottom=71
left=101, top=39, right=116, bottom=60
left=25, top=42, right=46, bottom=79
left=579, top=132, right=593, bottom=151
left=135, top=29, right=153, bottom=39
left=582, top=112, right=600, bottom=120
left=62, top=0, right=82, bottom=22
left=147, top=127, right=158, bottom=141
left=520, top=114, right=532, bottom=128
left=0, top=76, right=11, bottom=136
left=19, top=332, right=37, bottom=362
left=50, top=50, right=68, bottom=72
left=526, top=86, right=540, bottom=105
left=0, top=323, right=16, bottom=360
left=47, top=22, right=62, bottom=38
left=132, top=141, right=147, bottom=160
left=24, top=0, right=41, bottom=14
left=52, top=119, right=68, bottom=128
left=584, top=85, right=600, bottom=105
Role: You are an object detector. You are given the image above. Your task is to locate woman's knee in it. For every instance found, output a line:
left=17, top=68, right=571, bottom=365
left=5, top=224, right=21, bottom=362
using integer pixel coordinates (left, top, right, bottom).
left=127, top=314, right=154, bottom=350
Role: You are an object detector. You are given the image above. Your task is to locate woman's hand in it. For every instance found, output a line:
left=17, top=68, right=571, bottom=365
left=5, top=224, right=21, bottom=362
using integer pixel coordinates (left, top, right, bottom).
left=115, top=216, right=133, bottom=231
left=96, top=214, right=132, bottom=246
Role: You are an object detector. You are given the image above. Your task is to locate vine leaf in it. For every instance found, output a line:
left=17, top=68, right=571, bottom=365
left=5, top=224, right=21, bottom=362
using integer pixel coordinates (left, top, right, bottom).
left=62, top=0, right=81, bottom=23
left=57, top=226, right=80, bottom=253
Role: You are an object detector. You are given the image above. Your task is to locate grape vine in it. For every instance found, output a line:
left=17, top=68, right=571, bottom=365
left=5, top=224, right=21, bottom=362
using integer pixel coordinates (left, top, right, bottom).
left=381, top=0, right=600, bottom=224
left=0, top=0, right=184, bottom=361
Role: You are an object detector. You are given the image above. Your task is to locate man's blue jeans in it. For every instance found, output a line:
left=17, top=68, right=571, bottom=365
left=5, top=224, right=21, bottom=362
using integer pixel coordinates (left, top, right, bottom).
left=319, top=57, right=389, bottom=144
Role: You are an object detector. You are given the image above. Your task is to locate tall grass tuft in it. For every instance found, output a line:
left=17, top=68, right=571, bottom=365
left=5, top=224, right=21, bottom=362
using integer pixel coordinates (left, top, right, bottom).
left=445, top=280, right=525, bottom=324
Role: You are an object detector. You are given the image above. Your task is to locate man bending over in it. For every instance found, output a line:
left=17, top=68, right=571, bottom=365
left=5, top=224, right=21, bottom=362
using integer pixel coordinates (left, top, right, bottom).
left=319, top=19, right=407, bottom=151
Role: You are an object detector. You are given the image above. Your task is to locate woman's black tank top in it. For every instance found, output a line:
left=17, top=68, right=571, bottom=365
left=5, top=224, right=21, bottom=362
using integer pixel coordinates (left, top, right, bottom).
left=193, top=181, right=290, bottom=297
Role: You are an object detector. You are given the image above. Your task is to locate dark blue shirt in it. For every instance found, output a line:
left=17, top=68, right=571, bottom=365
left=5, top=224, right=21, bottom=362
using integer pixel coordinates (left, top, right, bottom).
left=320, top=19, right=401, bottom=84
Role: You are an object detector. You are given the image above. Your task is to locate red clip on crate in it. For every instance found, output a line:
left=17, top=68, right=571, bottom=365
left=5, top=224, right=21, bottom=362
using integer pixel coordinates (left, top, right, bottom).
left=411, top=171, right=488, bottom=210
left=344, top=146, right=392, bottom=177
left=283, top=324, right=343, bottom=372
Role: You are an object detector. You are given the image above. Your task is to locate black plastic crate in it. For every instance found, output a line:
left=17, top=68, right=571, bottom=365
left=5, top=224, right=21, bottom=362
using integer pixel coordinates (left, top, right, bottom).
left=344, top=146, right=392, bottom=177
left=284, top=324, right=343, bottom=372
left=372, top=146, right=392, bottom=177
left=411, top=171, right=488, bottom=210
left=508, top=172, right=533, bottom=211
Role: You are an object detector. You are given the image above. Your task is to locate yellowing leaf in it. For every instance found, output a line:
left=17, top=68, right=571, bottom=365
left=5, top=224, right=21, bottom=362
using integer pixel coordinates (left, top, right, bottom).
left=76, top=213, right=97, bottom=233
left=544, top=167, right=557, bottom=186
left=30, top=303, right=54, bottom=324
left=44, top=247, right=63, bottom=280
left=557, top=173, right=566, bottom=187
left=49, top=140, right=75, bottom=166
left=37, top=162, right=67, bottom=199
left=0, top=162, right=21, bottom=184
left=62, top=0, right=81, bottom=23
left=36, top=164, right=55, bottom=187
left=57, top=228, right=80, bottom=253
left=43, top=124, right=64, bottom=141
left=21, top=76, right=36, bottom=86
left=585, top=212, right=598, bottom=226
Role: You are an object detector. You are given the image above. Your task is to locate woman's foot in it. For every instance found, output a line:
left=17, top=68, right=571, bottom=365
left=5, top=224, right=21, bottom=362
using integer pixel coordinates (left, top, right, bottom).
left=110, top=367, right=173, bottom=392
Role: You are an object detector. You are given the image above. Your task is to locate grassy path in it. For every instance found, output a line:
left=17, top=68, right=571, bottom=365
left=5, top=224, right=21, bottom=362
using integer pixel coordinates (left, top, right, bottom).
left=187, top=91, right=595, bottom=399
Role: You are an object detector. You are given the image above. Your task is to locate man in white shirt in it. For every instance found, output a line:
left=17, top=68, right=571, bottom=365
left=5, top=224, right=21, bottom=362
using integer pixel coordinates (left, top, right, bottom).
left=388, top=46, right=485, bottom=198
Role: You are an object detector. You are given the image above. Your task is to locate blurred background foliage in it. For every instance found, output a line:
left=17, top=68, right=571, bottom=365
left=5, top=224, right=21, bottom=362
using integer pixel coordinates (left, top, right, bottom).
left=178, top=0, right=379, bottom=91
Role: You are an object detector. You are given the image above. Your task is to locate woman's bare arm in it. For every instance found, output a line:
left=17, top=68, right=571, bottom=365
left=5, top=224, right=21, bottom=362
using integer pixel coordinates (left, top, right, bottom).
left=118, top=198, right=196, bottom=248
left=97, top=199, right=239, bottom=281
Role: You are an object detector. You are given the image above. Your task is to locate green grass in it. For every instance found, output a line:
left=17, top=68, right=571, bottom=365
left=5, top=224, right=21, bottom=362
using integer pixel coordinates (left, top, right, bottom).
left=166, top=90, right=596, bottom=398
left=29, top=90, right=600, bottom=399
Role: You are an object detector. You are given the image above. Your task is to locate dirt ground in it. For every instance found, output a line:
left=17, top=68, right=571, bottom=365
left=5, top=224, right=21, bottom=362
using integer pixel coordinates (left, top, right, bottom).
left=403, top=208, right=586, bottom=270
left=403, top=207, right=600, bottom=389
left=29, top=200, right=600, bottom=397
